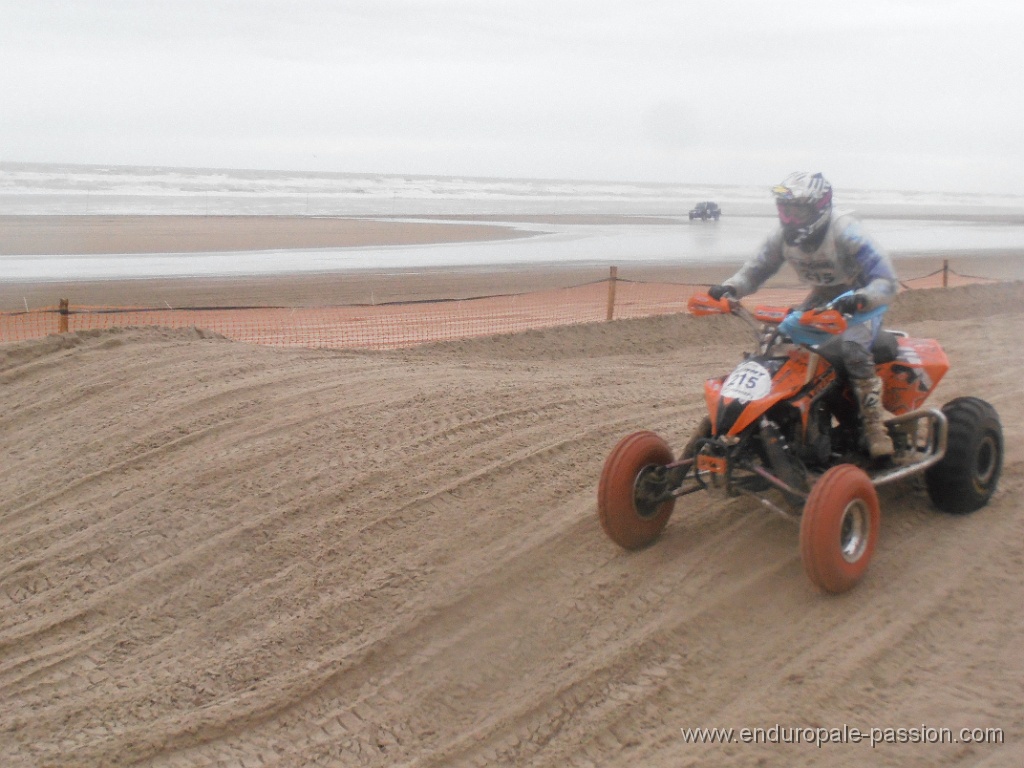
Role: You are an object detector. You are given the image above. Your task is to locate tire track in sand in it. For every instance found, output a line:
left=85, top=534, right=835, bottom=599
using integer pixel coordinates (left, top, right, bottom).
left=2, top=286, right=1021, bottom=767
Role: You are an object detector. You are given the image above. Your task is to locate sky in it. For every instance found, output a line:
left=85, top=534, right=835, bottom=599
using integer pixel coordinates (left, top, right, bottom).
left=1, top=0, right=1022, bottom=194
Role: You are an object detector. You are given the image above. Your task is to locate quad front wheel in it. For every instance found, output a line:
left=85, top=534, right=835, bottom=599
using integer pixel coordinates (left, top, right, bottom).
left=598, top=431, right=675, bottom=550
left=800, top=464, right=880, bottom=594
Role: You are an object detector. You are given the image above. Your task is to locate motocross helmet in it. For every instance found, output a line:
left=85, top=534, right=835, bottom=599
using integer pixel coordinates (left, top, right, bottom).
left=772, top=171, right=832, bottom=246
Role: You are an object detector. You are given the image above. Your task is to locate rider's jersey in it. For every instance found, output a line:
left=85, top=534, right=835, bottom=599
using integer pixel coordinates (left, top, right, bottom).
left=723, top=212, right=898, bottom=310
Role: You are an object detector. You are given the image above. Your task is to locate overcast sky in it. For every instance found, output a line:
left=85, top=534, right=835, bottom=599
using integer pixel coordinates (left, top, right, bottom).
left=1, top=1, right=1021, bottom=194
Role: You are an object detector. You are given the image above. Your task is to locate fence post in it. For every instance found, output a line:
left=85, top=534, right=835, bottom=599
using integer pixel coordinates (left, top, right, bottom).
left=942, top=259, right=949, bottom=288
left=59, top=298, right=69, bottom=334
left=606, top=266, right=618, bottom=321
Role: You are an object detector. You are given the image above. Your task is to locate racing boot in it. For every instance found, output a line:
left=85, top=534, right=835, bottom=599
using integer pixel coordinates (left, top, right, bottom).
left=852, top=375, right=894, bottom=459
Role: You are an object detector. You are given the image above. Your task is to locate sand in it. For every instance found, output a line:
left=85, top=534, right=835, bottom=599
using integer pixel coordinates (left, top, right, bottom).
left=1, top=214, right=1023, bottom=766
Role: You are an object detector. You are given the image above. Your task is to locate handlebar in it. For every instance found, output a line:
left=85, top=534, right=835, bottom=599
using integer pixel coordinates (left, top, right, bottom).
left=687, top=289, right=889, bottom=350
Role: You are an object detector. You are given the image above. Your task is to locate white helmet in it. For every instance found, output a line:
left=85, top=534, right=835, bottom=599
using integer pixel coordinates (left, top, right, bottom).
left=772, top=172, right=833, bottom=245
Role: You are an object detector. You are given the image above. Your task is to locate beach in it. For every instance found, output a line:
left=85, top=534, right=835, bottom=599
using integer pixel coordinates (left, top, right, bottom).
left=1, top=209, right=1023, bottom=766
left=2, top=213, right=1023, bottom=311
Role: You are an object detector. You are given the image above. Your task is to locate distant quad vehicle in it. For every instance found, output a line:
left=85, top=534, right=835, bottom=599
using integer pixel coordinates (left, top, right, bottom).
left=689, top=201, right=721, bottom=221
left=597, top=291, right=1004, bottom=594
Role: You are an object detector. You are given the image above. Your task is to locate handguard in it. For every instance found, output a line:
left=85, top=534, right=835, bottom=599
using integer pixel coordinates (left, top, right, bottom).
left=688, top=292, right=732, bottom=316
left=799, top=308, right=848, bottom=335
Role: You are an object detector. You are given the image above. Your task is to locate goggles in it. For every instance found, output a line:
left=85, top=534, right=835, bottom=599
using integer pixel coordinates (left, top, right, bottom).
left=776, top=201, right=817, bottom=226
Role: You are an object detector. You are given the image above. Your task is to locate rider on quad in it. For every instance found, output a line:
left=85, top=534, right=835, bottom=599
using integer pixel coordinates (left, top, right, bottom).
left=708, top=172, right=898, bottom=459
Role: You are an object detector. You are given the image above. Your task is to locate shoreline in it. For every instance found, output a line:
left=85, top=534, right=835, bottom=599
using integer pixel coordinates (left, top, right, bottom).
left=2, top=213, right=1022, bottom=311
left=4, top=212, right=1024, bottom=258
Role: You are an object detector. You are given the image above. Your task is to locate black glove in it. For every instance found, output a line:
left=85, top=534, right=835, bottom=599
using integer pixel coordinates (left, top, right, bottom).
left=831, top=292, right=868, bottom=315
left=708, top=284, right=736, bottom=301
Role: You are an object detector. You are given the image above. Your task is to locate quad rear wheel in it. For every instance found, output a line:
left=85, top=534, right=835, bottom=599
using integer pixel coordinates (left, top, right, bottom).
left=925, top=397, right=1003, bottom=514
left=800, top=464, right=880, bottom=594
left=598, top=431, right=675, bottom=550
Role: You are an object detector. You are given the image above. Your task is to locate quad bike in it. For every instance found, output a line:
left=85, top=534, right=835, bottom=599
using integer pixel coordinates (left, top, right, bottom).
left=597, top=291, right=1003, bottom=593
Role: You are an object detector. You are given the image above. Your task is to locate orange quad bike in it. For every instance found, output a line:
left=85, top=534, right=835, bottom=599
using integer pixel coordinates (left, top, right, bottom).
left=598, top=291, right=1003, bottom=594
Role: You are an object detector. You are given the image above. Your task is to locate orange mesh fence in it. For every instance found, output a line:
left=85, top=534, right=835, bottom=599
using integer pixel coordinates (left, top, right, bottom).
left=1, top=305, right=62, bottom=342
left=0, top=267, right=1001, bottom=350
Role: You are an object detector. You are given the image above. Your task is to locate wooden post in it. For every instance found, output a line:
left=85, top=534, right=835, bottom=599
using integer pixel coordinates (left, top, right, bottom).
left=58, top=298, right=69, bottom=334
left=942, top=259, right=949, bottom=288
left=606, top=266, right=618, bottom=322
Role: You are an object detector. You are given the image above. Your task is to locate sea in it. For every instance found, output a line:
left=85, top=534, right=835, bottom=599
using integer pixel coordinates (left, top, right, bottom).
left=2, top=162, right=1022, bottom=281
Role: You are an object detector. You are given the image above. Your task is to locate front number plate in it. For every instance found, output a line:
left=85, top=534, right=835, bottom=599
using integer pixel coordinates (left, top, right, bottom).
left=721, top=360, right=772, bottom=402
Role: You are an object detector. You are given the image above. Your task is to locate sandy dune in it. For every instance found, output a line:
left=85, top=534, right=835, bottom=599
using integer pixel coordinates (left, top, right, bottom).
left=1, top=282, right=1022, bottom=767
